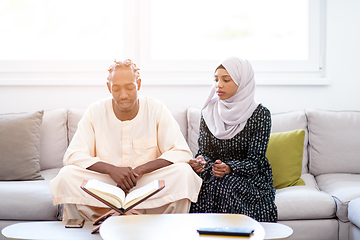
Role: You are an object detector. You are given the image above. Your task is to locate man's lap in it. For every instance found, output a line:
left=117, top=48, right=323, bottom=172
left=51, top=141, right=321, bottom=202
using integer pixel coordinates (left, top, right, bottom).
left=50, top=162, right=202, bottom=209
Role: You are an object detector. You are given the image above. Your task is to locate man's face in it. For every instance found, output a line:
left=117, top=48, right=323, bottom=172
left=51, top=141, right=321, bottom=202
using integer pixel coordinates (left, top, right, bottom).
left=107, top=68, right=141, bottom=114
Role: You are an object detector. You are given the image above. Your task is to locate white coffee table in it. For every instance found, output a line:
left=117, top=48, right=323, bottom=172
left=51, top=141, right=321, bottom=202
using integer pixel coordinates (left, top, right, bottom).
left=260, top=222, right=293, bottom=240
left=2, top=215, right=293, bottom=240
left=1, top=221, right=101, bottom=240
left=100, top=213, right=266, bottom=240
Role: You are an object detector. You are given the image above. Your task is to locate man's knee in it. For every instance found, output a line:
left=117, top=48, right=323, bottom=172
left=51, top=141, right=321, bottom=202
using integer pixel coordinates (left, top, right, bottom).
left=54, top=165, right=85, bottom=187
left=58, top=165, right=83, bottom=176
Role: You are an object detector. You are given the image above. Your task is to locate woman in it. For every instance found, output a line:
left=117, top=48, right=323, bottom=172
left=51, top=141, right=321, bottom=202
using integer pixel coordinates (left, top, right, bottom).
left=189, top=57, right=277, bottom=222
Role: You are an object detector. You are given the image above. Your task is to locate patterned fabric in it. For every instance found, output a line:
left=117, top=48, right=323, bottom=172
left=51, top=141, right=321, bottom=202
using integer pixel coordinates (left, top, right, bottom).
left=190, top=105, right=278, bottom=222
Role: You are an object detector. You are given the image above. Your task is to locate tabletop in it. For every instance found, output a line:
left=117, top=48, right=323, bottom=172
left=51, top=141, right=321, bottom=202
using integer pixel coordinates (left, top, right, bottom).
left=100, top=213, right=266, bottom=240
left=1, top=221, right=101, bottom=240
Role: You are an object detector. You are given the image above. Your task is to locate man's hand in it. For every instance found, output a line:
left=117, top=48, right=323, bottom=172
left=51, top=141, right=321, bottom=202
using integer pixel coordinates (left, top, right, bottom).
left=212, top=159, right=232, bottom=178
left=108, top=166, right=138, bottom=194
left=87, top=162, right=138, bottom=194
left=133, top=159, right=172, bottom=181
left=87, top=159, right=172, bottom=194
left=189, top=156, right=206, bottom=173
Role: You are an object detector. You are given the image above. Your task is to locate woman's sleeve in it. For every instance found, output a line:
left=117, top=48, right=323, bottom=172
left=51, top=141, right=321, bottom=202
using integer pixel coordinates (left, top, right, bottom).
left=194, top=117, right=218, bottom=180
left=195, top=116, right=215, bottom=162
left=226, top=108, right=271, bottom=178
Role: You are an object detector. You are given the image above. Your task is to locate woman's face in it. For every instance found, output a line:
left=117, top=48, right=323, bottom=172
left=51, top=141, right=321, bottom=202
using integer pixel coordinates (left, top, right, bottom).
left=214, top=68, right=239, bottom=100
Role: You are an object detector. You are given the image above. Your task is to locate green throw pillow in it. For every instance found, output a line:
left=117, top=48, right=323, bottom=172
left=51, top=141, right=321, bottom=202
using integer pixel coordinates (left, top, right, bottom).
left=266, top=129, right=306, bottom=189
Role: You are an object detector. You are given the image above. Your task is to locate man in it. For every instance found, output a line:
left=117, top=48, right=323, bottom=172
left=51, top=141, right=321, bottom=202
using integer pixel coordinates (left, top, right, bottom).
left=50, top=59, right=202, bottom=221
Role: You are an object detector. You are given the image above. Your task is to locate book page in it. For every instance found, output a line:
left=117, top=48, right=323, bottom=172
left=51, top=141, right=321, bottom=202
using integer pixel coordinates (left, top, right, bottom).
left=85, top=179, right=126, bottom=208
left=124, top=179, right=159, bottom=208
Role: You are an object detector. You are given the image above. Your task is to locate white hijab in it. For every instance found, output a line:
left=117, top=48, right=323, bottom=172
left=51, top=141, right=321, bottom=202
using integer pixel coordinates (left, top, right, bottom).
left=202, top=57, right=259, bottom=140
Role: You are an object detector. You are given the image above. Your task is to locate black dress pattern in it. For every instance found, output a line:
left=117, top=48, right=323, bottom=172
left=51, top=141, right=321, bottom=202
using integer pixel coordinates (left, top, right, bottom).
left=190, top=105, right=278, bottom=222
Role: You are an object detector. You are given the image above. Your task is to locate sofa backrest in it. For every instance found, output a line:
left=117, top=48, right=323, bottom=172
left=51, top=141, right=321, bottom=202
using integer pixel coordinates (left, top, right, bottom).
left=39, top=109, right=68, bottom=170
left=187, top=107, right=202, bottom=156
left=67, top=109, right=86, bottom=143
left=271, top=110, right=309, bottom=174
left=169, top=108, right=188, bottom=142
left=187, top=107, right=309, bottom=174
left=306, top=109, right=360, bottom=176
left=39, top=107, right=360, bottom=176
left=66, top=107, right=189, bottom=144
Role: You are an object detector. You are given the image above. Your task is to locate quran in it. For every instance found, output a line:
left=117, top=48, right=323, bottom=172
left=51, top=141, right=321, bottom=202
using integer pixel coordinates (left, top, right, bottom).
left=81, top=179, right=165, bottom=212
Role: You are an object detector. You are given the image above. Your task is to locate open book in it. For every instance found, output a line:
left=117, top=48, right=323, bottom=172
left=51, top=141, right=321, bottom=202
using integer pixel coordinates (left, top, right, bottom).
left=81, top=179, right=165, bottom=213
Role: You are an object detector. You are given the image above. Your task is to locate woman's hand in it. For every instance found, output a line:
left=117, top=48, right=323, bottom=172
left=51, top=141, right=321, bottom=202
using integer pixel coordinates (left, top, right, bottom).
left=212, top=159, right=232, bottom=178
left=189, top=156, right=206, bottom=173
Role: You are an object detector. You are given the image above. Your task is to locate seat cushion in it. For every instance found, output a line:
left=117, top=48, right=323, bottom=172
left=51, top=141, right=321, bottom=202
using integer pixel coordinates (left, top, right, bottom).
left=316, top=173, right=360, bottom=222
left=39, top=109, right=68, bottom=170
left=349, top=198, right=360, bottom=229
left=275, top=173, right=336, bottom=220
left=306, top=109, right=360, bottom=176
left=0, top=168, right=60, bottom=221
left=278, top=219, right=338, bottom=240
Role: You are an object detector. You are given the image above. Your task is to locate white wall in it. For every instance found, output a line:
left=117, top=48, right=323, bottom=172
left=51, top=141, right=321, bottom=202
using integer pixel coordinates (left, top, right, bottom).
left=1, top=0, right=359, bottom=114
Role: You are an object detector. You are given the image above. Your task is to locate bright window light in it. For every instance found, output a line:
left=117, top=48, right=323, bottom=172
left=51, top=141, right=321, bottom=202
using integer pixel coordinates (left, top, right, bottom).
left=0, top=0, right=325, bottom=85
left=0, top=0, right=123, bottom=60
left=139, top=0, right=322, bottom=73
left=150, top=0, right=308, bottom=61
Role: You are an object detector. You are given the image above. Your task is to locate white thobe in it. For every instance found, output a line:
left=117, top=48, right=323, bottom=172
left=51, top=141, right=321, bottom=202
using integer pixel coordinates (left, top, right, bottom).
left=50, top=96, right=202, bottom=210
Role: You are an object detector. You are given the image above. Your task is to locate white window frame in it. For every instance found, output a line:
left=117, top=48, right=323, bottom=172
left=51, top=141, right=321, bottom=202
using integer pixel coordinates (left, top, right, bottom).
left=0, top=0, right=327, bottom=86
left=137, top=0, right=327, bottom=85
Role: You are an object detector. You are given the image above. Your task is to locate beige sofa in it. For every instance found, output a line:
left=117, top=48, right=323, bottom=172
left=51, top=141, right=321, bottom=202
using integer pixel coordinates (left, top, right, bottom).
left=1, top=106, right=360, bottom=240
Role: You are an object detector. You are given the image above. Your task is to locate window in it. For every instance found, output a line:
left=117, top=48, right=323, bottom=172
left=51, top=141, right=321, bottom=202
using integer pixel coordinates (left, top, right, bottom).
left=139, top=0, right=323, bottom=73
left=0, top=0, right=325, bottom=85
left=0, top=0, right=124, bottom=72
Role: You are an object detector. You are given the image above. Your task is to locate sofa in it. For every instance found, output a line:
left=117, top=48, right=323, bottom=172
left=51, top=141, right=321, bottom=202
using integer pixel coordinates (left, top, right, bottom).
left=1, top=106, right=360, bottom=240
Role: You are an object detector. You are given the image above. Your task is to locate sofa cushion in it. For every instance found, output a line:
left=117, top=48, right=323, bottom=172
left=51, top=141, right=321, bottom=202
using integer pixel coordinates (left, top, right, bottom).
left=349, top=198, right=360, bottom=229
left=39, top=109, right=68, bottom=170
left=307, top=109, right=360, bottom=176
left=67, top=109, right=85, bottom=143
left=271, top=110, right=309, bottom=174
left=187, top=107, right=201, bottom=156
left=278, top=219, right=338, bottom=240
left=169, top=107, right=188, bottom=142
left=0, top=111, right=44, bottom=181
left=316, top=173, right=360, bottom=222
left=0, top=168, right=60, bottom=220
left=350, top=223, right=360, bottom=240
left=275, top=173, right=336, bottom=220
left=266, top=130, right=306, bottom=189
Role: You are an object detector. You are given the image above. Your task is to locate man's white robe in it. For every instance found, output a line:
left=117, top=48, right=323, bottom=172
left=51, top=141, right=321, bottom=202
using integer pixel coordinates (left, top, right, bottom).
left=50, top=96, right=202, bottom=210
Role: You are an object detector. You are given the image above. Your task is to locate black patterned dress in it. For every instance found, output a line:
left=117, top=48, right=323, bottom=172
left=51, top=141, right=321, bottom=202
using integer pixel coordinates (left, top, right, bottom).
left=190, top=105, right=278, bottom=222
